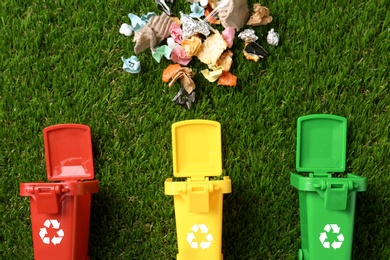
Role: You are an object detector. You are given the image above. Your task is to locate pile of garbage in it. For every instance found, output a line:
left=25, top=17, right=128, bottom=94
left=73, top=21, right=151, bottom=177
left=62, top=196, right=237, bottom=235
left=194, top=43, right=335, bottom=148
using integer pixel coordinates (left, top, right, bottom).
left=120, top=0, right=279, bottom=109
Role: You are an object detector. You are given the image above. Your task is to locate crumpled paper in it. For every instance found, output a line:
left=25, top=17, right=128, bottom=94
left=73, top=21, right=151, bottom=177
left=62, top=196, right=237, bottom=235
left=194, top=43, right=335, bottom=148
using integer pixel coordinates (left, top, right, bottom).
left=246, top=4, right=273, bottom=26
left=169, top=22, right=183, bottom=44
left=218, top=0, right=250, bottom=31
left=163, top=65, right=195, bottom=94
left=171, top=47, right=192, bottom=65
left=152, top=45, right=172, bottom=63
left=196, top=32, right=228, bottom=65
left=201, top=65, right=224, bottom=82
left=133, top=12, right=174, bottom=53
left=167, top=37, right=181, bottom=50
left=128, top=12, right=156, bottom=32
left=181, top=35, right=202, bottom=56
left=216, top=50, right=233, bottom=71
left=122, top=56, right=141, bottom=74
left=190, top=2, right=205, bottom=18
left=222, top=27, right=235, bottom=48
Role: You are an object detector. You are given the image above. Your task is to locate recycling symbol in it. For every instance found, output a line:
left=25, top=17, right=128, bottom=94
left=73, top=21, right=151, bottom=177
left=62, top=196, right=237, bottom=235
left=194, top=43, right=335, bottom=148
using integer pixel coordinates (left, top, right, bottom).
left=39, top=219, right=65, bottom=245
left=186, top=224, right=213, bottom=249
left=319, top=224, right=344, bottom=250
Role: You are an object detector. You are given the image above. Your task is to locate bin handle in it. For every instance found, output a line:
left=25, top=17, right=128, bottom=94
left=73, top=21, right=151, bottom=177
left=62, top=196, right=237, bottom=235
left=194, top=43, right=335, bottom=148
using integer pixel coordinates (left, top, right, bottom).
left=32, top=185, right=69, bottom=194
left=21, top=185, right=69, bottom=196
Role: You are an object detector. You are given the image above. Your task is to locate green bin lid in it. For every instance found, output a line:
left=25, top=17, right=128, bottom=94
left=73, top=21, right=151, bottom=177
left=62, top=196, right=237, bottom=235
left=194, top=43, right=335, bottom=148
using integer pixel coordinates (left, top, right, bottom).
left=296, top=114, right=347, bottom=173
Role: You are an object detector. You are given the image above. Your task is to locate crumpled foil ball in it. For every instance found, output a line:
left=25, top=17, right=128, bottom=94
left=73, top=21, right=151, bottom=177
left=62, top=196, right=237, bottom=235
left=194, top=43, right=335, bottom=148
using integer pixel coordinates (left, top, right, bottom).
left=238, top=29, right=258, bottom=43
left=267, top=28, right=279, bottom=46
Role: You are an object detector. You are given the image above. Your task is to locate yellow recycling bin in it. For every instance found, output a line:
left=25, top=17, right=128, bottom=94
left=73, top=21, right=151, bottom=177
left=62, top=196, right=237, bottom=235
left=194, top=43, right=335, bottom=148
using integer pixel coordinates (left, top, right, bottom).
left=165, top=120, right=231, bottom=260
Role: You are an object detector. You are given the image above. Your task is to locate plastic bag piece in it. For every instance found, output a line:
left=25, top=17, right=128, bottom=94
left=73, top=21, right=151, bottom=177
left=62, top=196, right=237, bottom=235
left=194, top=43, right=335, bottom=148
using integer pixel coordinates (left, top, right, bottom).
left=172, top=86, right=195, bottom=109
left=155, top=0, right=173, bottom=16
left=204, top=5, right=220, bottom=24
left=203, top=0, right=230, bottom=24
left=243, top=41, right=268, bottom=62
left=245, top=42, right=268, bottom=57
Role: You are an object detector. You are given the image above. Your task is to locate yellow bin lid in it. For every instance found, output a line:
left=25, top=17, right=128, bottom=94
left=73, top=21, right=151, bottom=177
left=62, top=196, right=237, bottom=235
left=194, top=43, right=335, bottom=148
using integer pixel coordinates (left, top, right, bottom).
left=172, top=120, right=222, bottom=178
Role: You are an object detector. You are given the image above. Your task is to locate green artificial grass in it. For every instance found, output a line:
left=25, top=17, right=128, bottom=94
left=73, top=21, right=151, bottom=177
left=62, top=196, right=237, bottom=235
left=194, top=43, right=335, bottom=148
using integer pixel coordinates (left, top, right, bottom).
left=1, top=0, right=389, bottom=259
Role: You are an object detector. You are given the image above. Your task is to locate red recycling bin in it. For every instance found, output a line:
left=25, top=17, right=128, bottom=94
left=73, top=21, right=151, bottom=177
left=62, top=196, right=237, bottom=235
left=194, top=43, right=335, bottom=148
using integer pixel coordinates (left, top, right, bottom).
left=20, top=124, right=99, bottom=260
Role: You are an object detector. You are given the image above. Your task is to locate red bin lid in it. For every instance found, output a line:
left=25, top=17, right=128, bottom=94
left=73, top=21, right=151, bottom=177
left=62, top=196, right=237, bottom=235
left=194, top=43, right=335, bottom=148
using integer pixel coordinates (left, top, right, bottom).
left=44, top=124, right=94, bottom=181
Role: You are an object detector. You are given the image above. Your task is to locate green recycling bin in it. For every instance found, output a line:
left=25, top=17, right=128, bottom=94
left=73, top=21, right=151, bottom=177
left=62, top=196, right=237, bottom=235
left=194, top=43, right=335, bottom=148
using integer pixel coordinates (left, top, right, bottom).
left=290, top=114, right=366, bottom=260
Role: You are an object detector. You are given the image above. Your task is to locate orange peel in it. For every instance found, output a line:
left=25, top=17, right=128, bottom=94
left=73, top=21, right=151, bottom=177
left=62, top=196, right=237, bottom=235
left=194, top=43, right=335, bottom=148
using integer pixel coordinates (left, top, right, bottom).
left=162, top=64, right=182, bottom=82
left=218, top=71, right=237, bottom=87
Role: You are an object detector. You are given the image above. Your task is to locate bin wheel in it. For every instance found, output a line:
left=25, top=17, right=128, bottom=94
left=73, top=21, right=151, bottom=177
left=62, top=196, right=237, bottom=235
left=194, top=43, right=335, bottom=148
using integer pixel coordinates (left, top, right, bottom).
left=298, top=249, right=303, bottom=260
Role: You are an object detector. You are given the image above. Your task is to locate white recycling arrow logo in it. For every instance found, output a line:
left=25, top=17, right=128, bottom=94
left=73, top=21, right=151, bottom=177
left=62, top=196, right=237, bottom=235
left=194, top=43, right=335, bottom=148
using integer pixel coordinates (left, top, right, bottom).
left=186, top=224, right=213, bottom=250
left=319, top=224, right=344, bottom=250
left=39, top=219, right=65, bottom=245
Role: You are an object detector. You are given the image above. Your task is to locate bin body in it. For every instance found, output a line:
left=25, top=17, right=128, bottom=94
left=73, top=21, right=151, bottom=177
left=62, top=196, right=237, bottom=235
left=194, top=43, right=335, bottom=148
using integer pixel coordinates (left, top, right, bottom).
left=291, top=114, right=366, bottom=260
left=20, top=183, right=96, bottom=260
left=166, top=178, right=231, bottom=260
left=165, top=120, right=231, bottom=259
left=291, top=173, right=366, bottom=260
left=19, top=124, right=98, bottom=260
